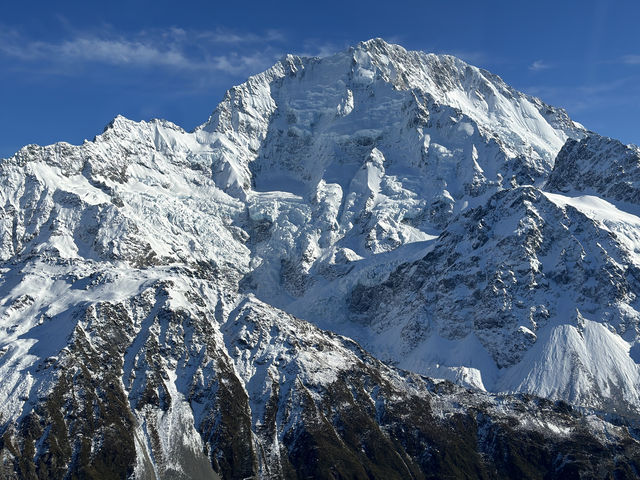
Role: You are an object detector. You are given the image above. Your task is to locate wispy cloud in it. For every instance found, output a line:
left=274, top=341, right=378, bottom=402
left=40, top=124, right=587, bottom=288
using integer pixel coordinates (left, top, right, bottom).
left=291, top=38, right=349, bottom=59
left=0, top=27, right=285, bottom=76
left=311, top=43, right=344, bottom=58
left=622, top=54, right=640, bottom=65
left=529, top=60, right=551, bottom=71
left=524, top=76, right=638, bottom=113
left=196, top=28, right=285, bottom=45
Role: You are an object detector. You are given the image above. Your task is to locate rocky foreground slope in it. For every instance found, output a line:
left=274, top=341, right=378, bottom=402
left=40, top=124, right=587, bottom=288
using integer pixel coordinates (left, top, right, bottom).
left=1, top=39, right=640, bottom=478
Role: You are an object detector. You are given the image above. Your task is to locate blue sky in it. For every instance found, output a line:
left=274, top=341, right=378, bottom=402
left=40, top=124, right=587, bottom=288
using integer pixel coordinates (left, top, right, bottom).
left=1, top=0, right=639, bottom=157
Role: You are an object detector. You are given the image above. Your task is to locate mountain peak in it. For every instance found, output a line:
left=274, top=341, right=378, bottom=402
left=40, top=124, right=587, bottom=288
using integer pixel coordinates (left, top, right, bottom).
left=354, top=37, right=405, bottom=55
left=193, top=39, right=584, bottom=200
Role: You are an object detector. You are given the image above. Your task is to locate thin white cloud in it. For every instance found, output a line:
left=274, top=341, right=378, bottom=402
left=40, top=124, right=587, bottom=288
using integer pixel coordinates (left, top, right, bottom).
left=209, top=52, right=277, bottom=75
left=529, top=60, right=551, bottom=71
left=524, top=76, right=638, bottom=113
left=197, top=28, right=285, bottom=45
left=313, top=43, right=342, bottom=58
left=292, top=39, right=349, bottom=59
left=0, top=27, right=284, bottom=76
left=59, top=38, right=190, bottom=67
left=622, top=55, right=640, bottom=65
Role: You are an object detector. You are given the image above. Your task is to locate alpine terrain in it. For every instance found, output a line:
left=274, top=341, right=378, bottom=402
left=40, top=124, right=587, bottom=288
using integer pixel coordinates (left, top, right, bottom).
left=1, top=39, right=640, bottom=478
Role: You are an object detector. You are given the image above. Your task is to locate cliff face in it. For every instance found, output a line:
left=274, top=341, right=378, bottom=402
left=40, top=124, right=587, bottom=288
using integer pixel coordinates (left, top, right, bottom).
left=547, top=133, right=640, bottom=203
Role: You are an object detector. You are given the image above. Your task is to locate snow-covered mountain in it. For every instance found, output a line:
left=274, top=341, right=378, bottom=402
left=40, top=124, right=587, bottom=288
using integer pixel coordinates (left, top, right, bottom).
left=1, top=39, right=640, bottom=478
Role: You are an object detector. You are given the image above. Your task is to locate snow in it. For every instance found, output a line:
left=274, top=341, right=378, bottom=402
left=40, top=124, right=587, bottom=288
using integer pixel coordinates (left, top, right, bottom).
left=398, top=332, right=499, bottom=391
left=499, top=318, right=640, bottom=410
left=544, top=192, right=640, bottom=261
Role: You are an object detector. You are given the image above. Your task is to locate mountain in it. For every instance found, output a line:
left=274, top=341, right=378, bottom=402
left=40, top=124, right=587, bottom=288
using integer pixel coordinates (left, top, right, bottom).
left=349, top=185, right=640, bottom=415
left=1, top=39, right=639, bottom=478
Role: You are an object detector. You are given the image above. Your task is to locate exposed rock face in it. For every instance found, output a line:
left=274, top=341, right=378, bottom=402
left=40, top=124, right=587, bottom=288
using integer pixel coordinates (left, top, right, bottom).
left=0, top=39, right=639, bottom=478
left=348, top=186, right=640, bottom=414
left=547, top=133, right=640, bottom=203
left=2, top=278, right=640, bottom=479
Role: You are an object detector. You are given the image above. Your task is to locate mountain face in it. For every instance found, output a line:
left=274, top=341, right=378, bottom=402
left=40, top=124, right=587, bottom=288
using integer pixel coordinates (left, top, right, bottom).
left=547, top=133, right=640, bottom=203
left=349, top=186, right=640, bottom=413
left=1, top=38, right=640, bottom=478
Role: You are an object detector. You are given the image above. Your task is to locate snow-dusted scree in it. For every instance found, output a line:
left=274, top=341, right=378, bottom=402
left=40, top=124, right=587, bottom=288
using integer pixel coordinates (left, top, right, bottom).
left=0, top=39, right=639, bottom=479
